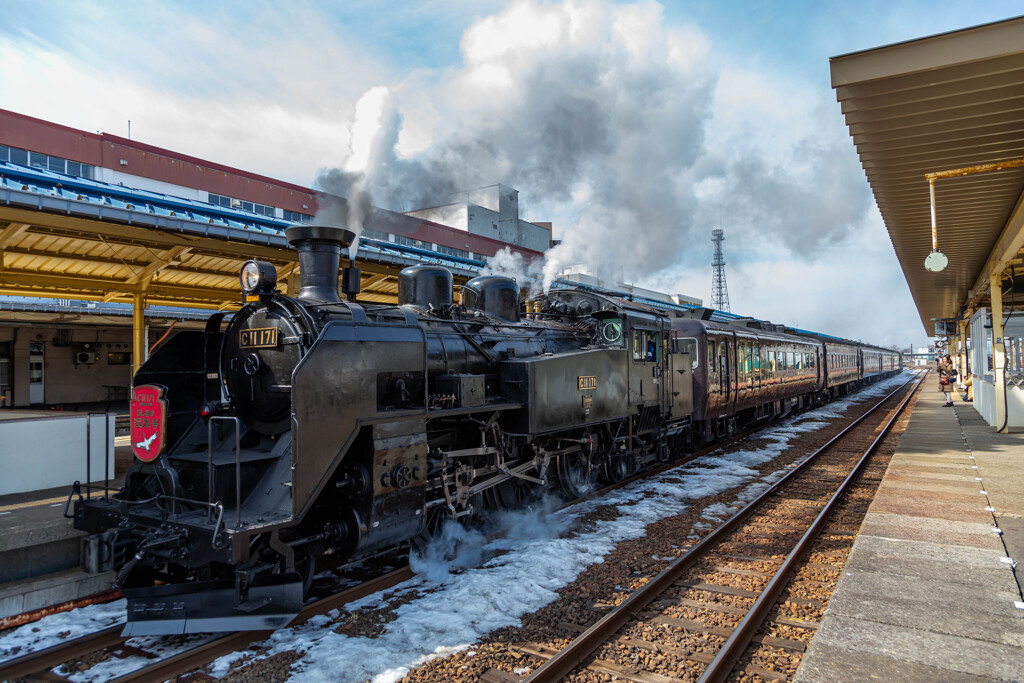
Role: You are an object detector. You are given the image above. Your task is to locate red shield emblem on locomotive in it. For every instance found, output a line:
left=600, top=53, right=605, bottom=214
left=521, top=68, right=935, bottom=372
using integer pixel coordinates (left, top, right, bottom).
left=131, top=385, right=168, bottom=462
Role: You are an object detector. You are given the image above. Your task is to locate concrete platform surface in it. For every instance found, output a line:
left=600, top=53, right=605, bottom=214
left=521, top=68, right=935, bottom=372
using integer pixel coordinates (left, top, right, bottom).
left=0, top=486, right=120, bottom=620
left=795, top=379, right=1024, bottom=683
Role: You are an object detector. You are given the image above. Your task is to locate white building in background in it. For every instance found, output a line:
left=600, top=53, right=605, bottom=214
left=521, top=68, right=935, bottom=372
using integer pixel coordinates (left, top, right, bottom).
left=914, top=347, right=937, bottom=367
left=557, top=268, right=702, bottom=308
left=405, top=184, right=552, bottom=253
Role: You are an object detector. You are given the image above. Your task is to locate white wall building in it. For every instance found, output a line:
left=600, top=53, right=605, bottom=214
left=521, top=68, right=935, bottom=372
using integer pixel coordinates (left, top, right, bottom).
left=969, top=308, right=1024, bottom=428
left=406, top=184, right=552, bottom=253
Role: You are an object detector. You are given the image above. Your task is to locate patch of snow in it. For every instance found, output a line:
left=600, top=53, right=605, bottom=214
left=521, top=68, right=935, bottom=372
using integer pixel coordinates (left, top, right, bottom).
left=0, top=600, right=125, bottom=663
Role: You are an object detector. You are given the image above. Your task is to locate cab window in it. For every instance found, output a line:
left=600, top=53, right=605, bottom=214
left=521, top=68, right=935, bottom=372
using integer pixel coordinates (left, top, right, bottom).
left=632, top=330, right=660, bottom=362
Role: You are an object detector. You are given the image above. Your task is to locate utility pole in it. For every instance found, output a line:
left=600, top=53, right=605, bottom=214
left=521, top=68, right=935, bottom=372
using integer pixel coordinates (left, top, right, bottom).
left=710, top=229, right=731, bottom=312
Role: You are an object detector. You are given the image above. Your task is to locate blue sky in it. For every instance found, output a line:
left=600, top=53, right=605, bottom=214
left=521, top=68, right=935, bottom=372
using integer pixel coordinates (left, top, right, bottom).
left=1, top=1, right=1020, bottom=347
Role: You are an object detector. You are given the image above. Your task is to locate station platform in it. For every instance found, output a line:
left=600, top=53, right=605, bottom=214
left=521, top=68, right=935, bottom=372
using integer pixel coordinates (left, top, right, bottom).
left=0, top=434, right=130, bottom=624
left=796, top=380, right=1024, bottom=681
left=0, top=485, right=118, bottom=622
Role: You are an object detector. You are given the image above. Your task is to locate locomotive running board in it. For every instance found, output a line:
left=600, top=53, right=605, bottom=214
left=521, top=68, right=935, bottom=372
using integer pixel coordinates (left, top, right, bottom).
left=121, top=576, right=303, bottom=636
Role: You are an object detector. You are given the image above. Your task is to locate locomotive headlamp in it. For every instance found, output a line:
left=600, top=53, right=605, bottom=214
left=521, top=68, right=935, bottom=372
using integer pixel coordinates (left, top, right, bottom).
left=240, top=260, right=277, bottom=294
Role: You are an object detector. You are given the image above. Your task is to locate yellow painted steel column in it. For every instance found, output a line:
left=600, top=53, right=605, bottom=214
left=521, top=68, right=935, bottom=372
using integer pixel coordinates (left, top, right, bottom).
left=991, top=273, right=1008, bottom=433
left=132, top=292, right=146, bottom=388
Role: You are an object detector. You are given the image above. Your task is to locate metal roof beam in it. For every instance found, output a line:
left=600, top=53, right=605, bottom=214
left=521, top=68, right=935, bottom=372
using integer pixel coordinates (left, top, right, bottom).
left=0, top=269, right=234, bottom=301
left=847, top=108, right=1023, bottom=137
left=852, top=120, right=1024, bottom=151
left=839, top=66, right=1024, bottom=114
left=843, top=92, right=1024, bottom=127
left=0, top=223, right=30, bottom=250
left=123, top=246, right=193, bottom=287
left=858, top=132, right=1024, bottom=164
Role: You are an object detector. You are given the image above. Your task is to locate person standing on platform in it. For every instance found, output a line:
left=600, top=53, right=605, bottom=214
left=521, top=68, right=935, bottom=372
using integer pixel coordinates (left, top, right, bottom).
left=938, top=354, right=956, bottom=407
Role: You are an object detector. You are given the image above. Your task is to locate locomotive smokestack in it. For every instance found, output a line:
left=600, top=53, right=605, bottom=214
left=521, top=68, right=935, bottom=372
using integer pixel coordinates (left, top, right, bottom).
left=284, top=225, right=356, bottom=304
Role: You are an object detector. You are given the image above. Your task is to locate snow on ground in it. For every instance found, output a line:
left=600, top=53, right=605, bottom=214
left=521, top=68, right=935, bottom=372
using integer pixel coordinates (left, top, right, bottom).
left=0, top=599, right=125, bottom=658
left=0, top=371, right=916, bottom=682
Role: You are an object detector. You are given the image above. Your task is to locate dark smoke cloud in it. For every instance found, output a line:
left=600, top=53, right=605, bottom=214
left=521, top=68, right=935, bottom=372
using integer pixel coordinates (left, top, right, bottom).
left=315, top=0, right=871, bottom=291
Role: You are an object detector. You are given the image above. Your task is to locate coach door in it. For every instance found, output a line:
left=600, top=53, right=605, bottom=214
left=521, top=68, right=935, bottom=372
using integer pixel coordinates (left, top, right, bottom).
left=669, top=336, right=695, bottom=419
left=719, top=337, right=731, bottom=411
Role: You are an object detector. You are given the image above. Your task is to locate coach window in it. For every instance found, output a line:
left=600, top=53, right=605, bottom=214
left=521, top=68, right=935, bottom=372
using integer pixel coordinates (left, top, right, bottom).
left=753, top=343, right=760, bottom=372
left=674, top=337, right=699, bottom=370
left=708, top=340, right=716, bottom=370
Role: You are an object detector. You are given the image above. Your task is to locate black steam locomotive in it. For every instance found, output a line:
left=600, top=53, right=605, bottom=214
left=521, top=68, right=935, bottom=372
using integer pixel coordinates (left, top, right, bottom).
left=72, top=225, right=900, bottom=635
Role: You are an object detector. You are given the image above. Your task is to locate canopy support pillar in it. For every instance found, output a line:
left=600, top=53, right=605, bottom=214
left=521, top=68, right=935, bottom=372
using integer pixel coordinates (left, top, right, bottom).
left=132, top=292, right=146, bottom=389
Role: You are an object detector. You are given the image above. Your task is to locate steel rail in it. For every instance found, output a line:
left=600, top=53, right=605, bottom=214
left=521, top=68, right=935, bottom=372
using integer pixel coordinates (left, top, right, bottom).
left=0, top=566, right=414, bottom=683
left=108, top=565, right=415, bottom=683
left=523, top=373, right=922, bottom=682
left=0, top=624, right=124, bottom=681
left=697, top=373, right=923, bottom=683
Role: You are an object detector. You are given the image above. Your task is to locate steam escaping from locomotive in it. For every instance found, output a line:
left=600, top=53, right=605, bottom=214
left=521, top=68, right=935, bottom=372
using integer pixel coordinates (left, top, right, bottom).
left=314, top=0, right=871, bottom=296
left=316, top=86, right=402, bottom=258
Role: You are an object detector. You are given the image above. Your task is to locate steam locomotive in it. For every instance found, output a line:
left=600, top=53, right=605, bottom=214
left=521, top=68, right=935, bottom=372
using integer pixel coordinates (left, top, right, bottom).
left=71, top=225, right=900, bottom=635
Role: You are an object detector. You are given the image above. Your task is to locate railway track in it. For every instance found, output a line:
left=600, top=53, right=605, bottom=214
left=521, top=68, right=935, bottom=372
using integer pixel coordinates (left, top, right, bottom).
left=0, top=409, right=776, bottom=682
left=0, top=376, right=913, bottom=682
left=503, top=373, right=923, bottom=683
left=0, top=567, right=414, bottom=682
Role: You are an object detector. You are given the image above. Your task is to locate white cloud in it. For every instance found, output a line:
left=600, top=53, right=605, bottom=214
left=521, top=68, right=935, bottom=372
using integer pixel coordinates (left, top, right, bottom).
left=0, top=2, right=392, bottom=184
left=0, top=0, right=928, bottom=346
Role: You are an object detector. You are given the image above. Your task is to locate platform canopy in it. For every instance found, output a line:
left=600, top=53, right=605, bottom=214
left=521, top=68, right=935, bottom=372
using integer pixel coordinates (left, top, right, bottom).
left=0, top=162, right=487, bottom=310
left=830, top=17, right=1024, bottom=335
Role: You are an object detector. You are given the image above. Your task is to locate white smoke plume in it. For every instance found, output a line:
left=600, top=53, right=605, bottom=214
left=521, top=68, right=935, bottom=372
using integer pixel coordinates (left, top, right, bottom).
left=315, top=0, right=871, bottom=294
left=480, top=247, right=546, bottom=296
left=314, top=86, right=401, bottom=256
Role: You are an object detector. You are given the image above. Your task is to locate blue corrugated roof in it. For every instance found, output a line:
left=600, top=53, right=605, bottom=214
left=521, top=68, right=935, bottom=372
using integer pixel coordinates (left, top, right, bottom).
left=1, top=160, right=291, bottom=233
left=0, top=159, right=489, bottom=274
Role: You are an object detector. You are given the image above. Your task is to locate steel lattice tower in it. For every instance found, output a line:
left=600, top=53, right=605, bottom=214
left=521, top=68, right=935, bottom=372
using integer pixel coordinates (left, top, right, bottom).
left=710, top=229, right=731, bottom=312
